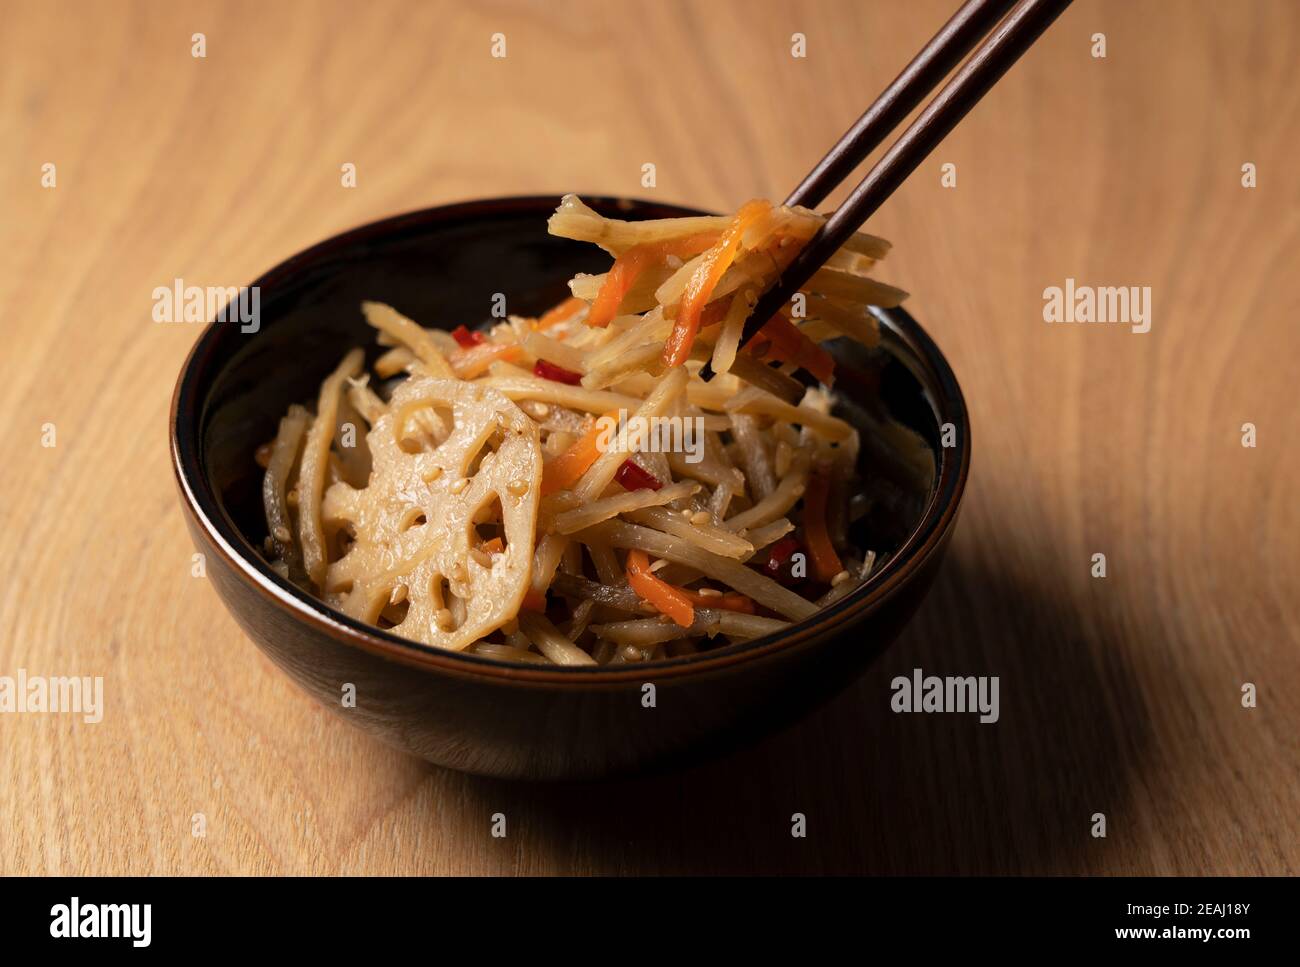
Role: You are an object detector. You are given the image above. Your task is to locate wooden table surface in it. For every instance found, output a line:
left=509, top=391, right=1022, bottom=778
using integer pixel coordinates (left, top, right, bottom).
left=2, top=0, right=1296, bottom=876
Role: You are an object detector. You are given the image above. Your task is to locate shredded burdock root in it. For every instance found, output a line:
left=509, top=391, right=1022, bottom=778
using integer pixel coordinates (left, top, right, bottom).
left=259, top=195, right=932, bottom=663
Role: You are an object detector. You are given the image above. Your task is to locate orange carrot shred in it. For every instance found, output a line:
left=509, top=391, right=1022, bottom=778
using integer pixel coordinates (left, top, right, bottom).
left=698, top=294, right=734, bottom=329
left=743, top=313, right=836, bottom=384
left=802, top=471, right=842, bottom=583
left=662, top=200, right=771, bottom=367
left=680, top=589, right=756, bottom=614
left=540, top=411, right=619, bottom=496
left=587, top=233, right=720, bottom=328
left=535, top=296, right=586, bottom=331
left=625, top=549, right=695, bottom=628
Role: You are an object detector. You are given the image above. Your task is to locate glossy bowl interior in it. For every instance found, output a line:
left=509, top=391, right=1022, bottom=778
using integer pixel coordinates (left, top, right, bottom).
left=171, top=196, right=970, bottom=779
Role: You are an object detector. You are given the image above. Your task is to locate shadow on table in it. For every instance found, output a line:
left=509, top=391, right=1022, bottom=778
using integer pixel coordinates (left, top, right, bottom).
left=453, top=543, right=1160, bottom=874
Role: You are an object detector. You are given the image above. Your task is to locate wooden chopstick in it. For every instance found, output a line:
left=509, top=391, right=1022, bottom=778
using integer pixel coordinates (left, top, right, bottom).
left=785, top=0, right=1017, bottom=210
left=702, top=0, right=1073, bottom=385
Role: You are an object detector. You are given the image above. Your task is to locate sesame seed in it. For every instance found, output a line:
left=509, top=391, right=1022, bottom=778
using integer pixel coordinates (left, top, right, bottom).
left=696, top=587, right=722, bottom=598
left=423, top=465, right=443, bottom=482
left=450, top=477, right=469, bottom=494
left=469, top=548, right=492, bottom=568
left=434, top=608, right=453, bottom=630
left=689, top=511, right=710, bottom=525
left=831, top=570, right=851, bottom=587
left=389, top=584, right=408, bottom=605
left=272, top=525, right=291, bottom=543
left=507, top=479, right=528, bottom=496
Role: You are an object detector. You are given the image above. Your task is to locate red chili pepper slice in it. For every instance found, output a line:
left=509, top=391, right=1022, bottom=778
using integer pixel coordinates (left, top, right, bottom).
left=532, top=358, right=584, bottom=385
left=615, top=459, right=662, bottom=491
left=451, top=324, right=485, bottom=348
left=761, top=535, right=805, bottom=585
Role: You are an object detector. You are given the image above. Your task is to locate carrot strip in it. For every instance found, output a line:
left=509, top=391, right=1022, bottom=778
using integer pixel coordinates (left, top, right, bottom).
left=480, top=537, right=504, bottom=555
left=535, top=296, right=586, bottom=331
left=450, top=342, right=520, bottom=379
left=743, top=313, right=836, bottom=384
left=625, top=550, right=695, bottom=628
left=587, top=233, right=719, bottom=328
left=698, top=293, right=735, bottom=329
left=662, top=200, right=771, bottom=367
left=802, top=472, right=842, bottom=582
left=540, top=411, right=619, bottom=496
left=680, top=588, right=756, bottom=614
left=522, top=589, right=548, bottom=612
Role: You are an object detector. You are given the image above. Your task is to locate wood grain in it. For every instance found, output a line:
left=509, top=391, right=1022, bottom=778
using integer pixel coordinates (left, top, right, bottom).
left=1, top=0, right=1296, bottom=875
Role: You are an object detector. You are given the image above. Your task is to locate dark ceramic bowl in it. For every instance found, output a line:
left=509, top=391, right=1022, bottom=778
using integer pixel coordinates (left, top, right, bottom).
left=170, top=196, right=970, bottom=780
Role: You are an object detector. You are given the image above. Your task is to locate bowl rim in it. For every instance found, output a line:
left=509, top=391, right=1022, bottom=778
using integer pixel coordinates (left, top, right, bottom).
left=170, top=195, right=970, bottom=685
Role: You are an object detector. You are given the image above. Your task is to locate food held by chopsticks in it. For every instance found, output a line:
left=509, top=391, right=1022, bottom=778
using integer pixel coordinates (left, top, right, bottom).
left=257, top=195, right=931, bottom=664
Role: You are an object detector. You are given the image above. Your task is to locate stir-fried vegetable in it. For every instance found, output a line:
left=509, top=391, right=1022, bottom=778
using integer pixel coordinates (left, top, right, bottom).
left=587, top=233, right=720, bottom=328
left=535, top=296, right=586, bottom=330
left=533, top=358, right=584, bottom=385
left=662, top=200, right=771, bottom=366
left=615, top=459, right=661, bottom=492
left=260, top=195, right=919, bottom=664
left=541, top=412, right=615, bottom=495
left=802, top=471, right=843, bottom=583
left=743, top=313, right=837, bottom=384
left=625, top=549, right=695, bottom=627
